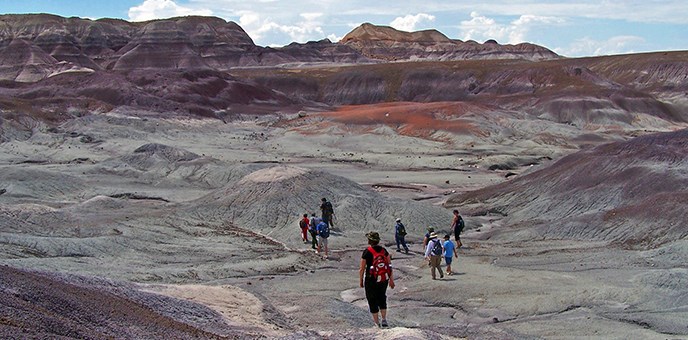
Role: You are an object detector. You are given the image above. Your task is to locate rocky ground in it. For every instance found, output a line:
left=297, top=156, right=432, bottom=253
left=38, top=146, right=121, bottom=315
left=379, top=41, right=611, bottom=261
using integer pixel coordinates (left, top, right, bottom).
left=1, top=108, right=687, bottom=339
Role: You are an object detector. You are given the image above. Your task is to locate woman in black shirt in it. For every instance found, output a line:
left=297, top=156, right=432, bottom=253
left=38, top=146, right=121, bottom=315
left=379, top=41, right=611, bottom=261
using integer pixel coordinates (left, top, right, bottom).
left=359, top=231, right=395, bottom=327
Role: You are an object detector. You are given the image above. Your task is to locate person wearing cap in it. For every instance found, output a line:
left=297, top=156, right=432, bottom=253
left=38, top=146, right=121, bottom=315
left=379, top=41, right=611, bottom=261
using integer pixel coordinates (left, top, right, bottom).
left=394, top=218, right=409, bottom=254
left=424, top=231, right=444, bottom=279
left=359, top=231, right=395, bottom=328
left=443, top=234, right=458, bottom=275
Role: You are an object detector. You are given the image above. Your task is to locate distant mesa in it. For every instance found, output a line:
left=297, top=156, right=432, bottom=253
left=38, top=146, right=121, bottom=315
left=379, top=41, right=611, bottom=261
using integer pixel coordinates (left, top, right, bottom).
left=340, top=22, right=559, bottom=62
left=0, top=13, right=559, bottom=82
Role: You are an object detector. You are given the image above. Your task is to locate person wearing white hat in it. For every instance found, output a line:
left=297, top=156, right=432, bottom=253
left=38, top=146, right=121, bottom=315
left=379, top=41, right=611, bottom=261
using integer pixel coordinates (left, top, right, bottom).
left=394, top=218, right=409, bottom=254
left=424, top=231, right=444, bottom=279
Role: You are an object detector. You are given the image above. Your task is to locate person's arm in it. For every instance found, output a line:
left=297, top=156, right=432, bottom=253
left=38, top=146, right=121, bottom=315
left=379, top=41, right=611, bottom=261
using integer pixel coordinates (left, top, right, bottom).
left=388, top=255, right=395, bottom=289
left=424, top=241, right=432, bottom=258
left=359, top=258, right=366, bottom=287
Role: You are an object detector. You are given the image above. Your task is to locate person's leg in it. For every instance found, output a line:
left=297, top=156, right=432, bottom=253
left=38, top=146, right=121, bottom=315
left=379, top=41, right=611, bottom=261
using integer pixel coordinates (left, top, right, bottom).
left=323, top=238, right=329, bottom=257
left=310, top=231, right=318, bottom=249
left=431, top=256, right=443, bottom=278
left=317, top=236, right=322, bottom=253
left=430, top=256, right=437, bottom=279
left=365, top=280, right=380, bottom=326
left=401, top=236, right=409, bottom=252
left=395, top=235, right=401, bottom=251
left=437, top=256, right=444, bottom=278
left=445, top=256, right=452, bottom=274
left=371, top=312, right=380, bottom=326
left=378, top=282, right=389, bottom=326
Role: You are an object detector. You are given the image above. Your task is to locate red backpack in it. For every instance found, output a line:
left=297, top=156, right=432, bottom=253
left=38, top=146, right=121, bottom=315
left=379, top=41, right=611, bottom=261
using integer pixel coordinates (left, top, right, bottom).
left=368, top=246, right=391, bottom=282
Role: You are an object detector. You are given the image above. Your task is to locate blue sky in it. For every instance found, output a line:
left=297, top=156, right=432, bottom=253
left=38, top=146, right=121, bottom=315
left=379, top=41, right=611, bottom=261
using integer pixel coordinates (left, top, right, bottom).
left=1, top=0, right=686, bottom=57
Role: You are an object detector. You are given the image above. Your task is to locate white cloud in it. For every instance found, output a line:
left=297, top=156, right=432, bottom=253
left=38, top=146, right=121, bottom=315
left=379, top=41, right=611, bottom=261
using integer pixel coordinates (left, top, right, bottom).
left=327, top=33, right=342, bottom=43
left=128, top=0, right=213, bottom=21
left=389, top=13, right=435, bottom=32
left=459, top=12, right=563, bottom=44
left=236, top=10, right=327, bottom=45
left=124, top=1, right=684, bottom=55
left=555, top=35, right=646, bottom=57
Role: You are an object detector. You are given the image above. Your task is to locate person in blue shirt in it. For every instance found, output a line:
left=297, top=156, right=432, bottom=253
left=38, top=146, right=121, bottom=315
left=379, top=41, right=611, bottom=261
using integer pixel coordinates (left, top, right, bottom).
left=316, top=220, right=330, bottom=258
left=442, top=234, right=458, bottom=275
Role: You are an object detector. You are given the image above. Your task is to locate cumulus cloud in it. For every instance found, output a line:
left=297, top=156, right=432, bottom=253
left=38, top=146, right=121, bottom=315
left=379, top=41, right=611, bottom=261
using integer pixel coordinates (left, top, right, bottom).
left=237, top=11, right=326, bottom=46
left=390, top=13, right=435, bottom=32
left=128, top=0, right=213, bottom=21
left=459, top=11, right=564, bottom=44
left=555, top=35, right=646, bottom=57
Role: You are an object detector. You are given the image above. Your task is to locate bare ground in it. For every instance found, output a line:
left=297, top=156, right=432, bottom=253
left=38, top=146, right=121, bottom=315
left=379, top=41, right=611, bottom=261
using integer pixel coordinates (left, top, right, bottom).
left=1, top=111, right=687, bottom=339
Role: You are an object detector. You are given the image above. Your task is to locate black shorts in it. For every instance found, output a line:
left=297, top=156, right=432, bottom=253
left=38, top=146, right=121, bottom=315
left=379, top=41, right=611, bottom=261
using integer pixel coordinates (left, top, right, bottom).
left=364, top=278, right=388, bottom=313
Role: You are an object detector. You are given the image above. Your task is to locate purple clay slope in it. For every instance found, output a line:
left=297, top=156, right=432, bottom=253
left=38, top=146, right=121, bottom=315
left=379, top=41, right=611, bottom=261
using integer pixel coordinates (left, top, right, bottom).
left=447, top=129, right=688, bottom=249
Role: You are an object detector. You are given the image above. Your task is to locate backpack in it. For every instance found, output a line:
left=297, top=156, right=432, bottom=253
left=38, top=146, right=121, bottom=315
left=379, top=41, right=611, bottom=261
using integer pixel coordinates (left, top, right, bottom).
left=397, top=223, right=407, bottom=236
left=368, top=246, right=391, bottom=282
left=309, top=218, right=319, bottom=231
left=431, top=239, right=443, bottom=256
left=457, top=216, right=465, bottom=234
left=299, top=219, right=308, bottom=229
left=323, top=201, right=334, bottom=214
left=318, top=222, right=330, bottom=238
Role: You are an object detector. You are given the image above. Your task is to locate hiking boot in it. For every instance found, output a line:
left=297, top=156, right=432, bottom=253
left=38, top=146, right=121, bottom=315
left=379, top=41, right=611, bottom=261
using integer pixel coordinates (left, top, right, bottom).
left=380, top=319, right=389, bottom=328
left=396, top=249, right=401, bottom=252
left=404, top=249, right=409, bottom=254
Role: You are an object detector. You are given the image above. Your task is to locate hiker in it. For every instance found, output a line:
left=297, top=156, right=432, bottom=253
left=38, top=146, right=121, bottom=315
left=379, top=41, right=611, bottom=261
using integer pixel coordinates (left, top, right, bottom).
left=424, top=232, right=444, bottom=279
left=451, top=210, right=465, bottom=248
left=423, top=227, right=435, bottom=248
left=443, top=234, right=458, bottom=275
left=394, top=218, right=409, bottom=254
left=309, top=214, right=320, bottom=250
left=359, top=231, right=395, bottom=328
left=320, top=197, right=335, bottom=226
left=316, top=219, right=330, bottom=258
left=299, top=213, right=310, bottom=244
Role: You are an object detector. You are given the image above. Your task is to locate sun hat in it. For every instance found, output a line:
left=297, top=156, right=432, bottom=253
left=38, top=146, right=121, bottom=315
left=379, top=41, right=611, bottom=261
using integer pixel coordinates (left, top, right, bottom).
left=427, top=226, right=435, bottom=232
left=395, top=218, right=401, bottom=222
left=429, top=232, right=438, bottom=239
left=366, top=232, right=380, bottom=242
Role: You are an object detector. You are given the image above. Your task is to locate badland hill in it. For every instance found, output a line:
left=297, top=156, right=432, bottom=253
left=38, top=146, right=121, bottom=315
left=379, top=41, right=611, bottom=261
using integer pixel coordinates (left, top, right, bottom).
left=1, top=13, right=687, bottom=339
